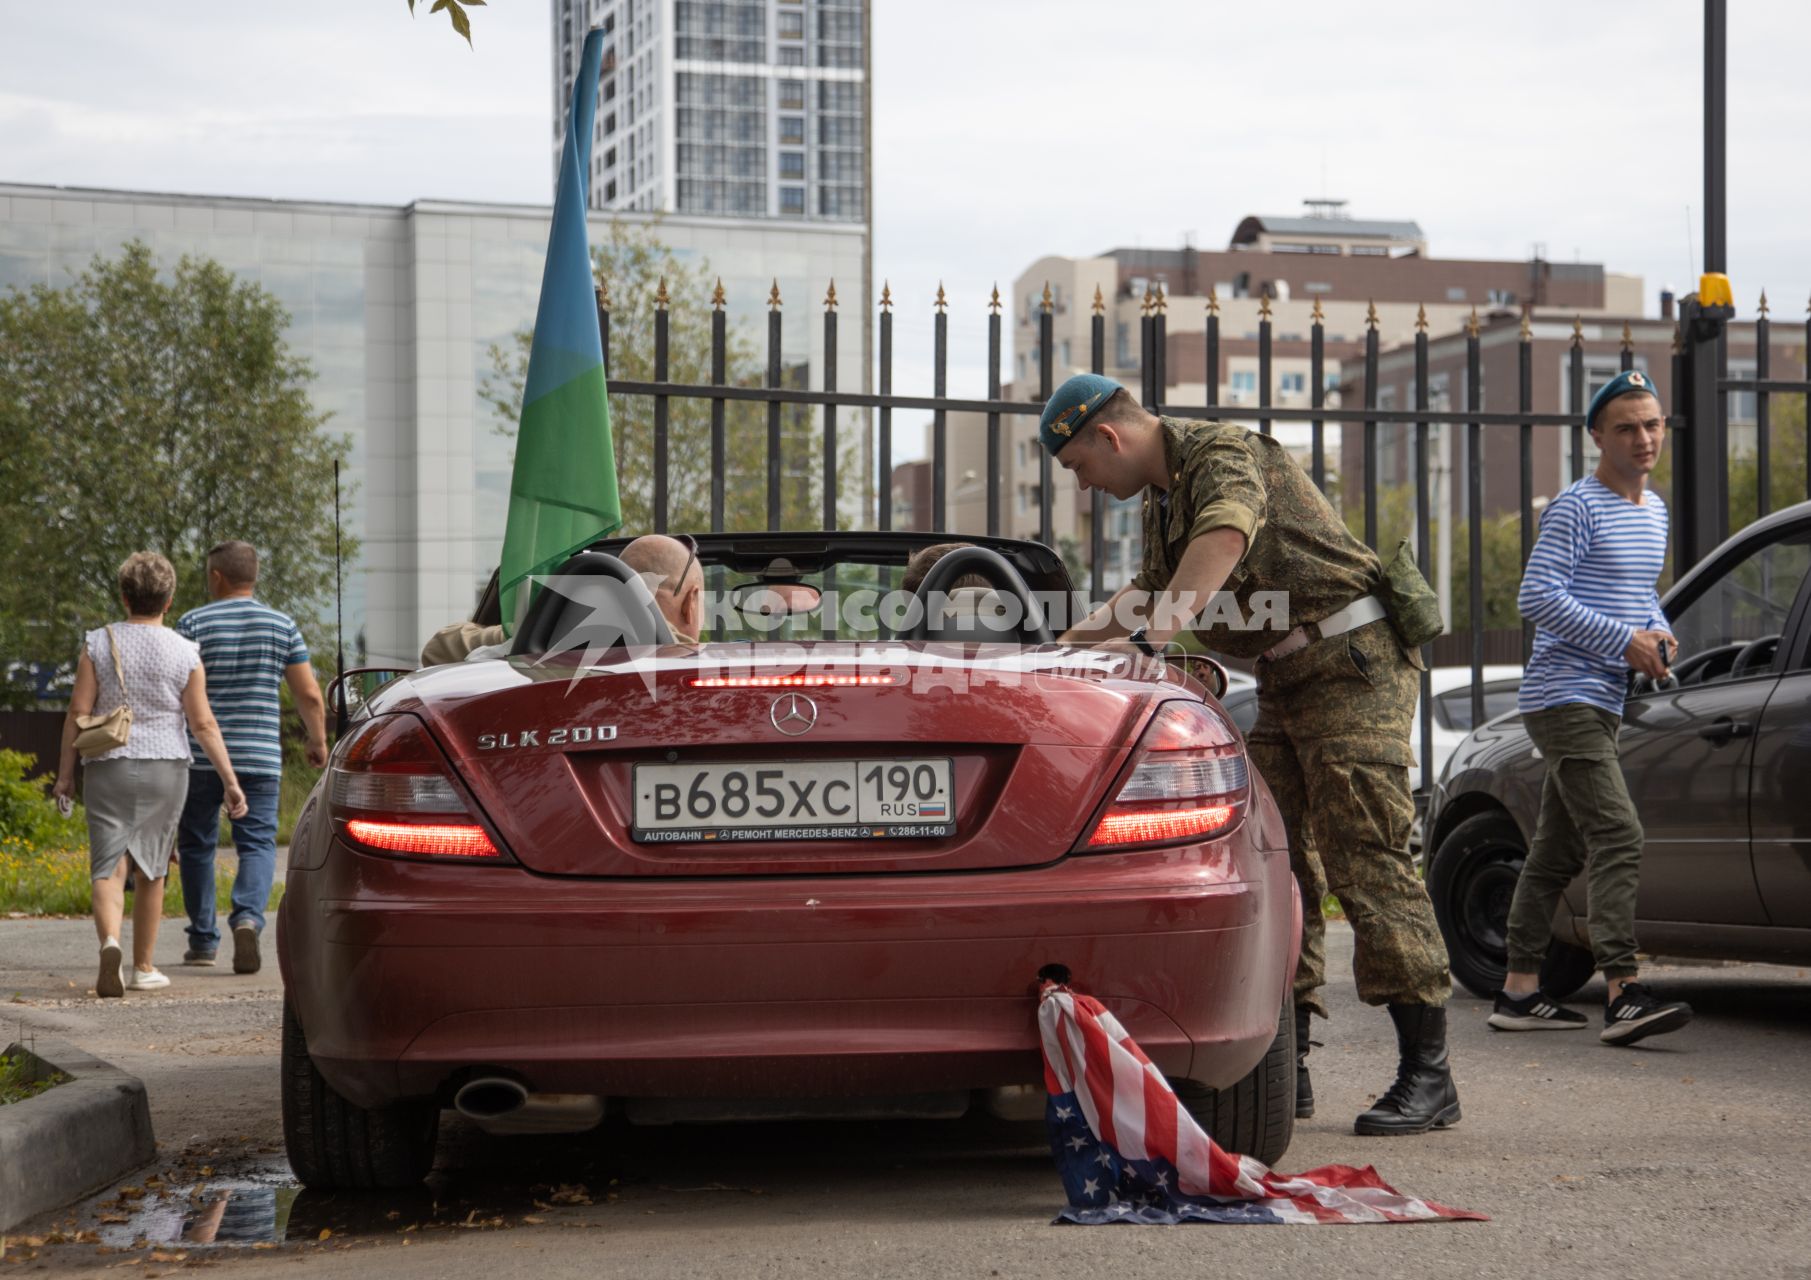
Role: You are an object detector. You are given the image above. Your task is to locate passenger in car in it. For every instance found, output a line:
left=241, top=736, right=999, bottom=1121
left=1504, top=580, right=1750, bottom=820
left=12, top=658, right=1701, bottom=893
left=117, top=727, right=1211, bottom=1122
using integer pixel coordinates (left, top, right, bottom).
left=1042, top=372, right=1460, bottom=1138
left=902, top=543, right=990, bottom=594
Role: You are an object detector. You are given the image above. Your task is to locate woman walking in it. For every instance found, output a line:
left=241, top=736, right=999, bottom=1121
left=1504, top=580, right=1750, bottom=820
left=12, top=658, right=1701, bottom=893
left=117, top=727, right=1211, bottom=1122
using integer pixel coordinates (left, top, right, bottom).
left=52, top=552, right=247, bottom=997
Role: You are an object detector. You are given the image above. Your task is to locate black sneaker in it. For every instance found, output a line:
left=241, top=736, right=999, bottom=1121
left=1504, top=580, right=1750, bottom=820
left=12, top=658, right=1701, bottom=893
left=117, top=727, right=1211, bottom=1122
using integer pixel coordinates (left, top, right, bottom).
left=182, top=947, right=217, bottom=967
left=1602, top=982, right=1692, bottom=1045
left=1487, top=990, right=1588, bottom=1031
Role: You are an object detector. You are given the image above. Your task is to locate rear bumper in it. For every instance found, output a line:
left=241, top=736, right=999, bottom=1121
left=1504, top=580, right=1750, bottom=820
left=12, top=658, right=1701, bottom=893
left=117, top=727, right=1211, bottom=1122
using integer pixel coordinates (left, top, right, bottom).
left=279, top=835, right=1295, bottom=1111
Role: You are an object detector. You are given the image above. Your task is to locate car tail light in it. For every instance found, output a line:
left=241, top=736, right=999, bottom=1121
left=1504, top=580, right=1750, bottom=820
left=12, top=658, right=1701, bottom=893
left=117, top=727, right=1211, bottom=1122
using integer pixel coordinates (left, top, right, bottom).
left=1080, top=700, right=1248, bottom=852
left=328, top=714, right=503, bottom=860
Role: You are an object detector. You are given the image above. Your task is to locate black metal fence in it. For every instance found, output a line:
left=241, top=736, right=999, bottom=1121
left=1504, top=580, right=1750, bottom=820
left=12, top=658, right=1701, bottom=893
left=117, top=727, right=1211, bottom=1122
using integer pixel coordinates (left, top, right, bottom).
left=599, top=277, right=1811, bottom=790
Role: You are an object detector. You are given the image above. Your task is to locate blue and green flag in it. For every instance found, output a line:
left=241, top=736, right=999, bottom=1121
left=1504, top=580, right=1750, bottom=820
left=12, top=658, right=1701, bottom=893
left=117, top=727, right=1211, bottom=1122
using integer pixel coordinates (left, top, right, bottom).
left=499, top=26, right=620, bottom=635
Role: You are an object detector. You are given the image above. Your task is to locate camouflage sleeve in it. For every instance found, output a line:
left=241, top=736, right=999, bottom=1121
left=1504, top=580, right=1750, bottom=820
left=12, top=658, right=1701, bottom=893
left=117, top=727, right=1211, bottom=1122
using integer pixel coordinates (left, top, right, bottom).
left=1185, top=431, right=1266, bottom=548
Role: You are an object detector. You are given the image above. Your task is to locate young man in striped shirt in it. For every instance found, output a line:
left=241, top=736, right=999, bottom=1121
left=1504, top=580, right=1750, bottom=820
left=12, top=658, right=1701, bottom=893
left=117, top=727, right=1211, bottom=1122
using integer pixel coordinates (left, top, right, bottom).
left=175, top=541, right=328, bottom=974
left=1490, top=369, right=1692, bottom=1044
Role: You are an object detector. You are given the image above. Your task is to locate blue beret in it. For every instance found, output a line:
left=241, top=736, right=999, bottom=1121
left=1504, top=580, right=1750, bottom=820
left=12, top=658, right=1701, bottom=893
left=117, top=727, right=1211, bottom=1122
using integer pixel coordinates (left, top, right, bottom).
left=1586, top=368, right=1662, bottom=430
left=1039, top=374, right=1124, bottom=456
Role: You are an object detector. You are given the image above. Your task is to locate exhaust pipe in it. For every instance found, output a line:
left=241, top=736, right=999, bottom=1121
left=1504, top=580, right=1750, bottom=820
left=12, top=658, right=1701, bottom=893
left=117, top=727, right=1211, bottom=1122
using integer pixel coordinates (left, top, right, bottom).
left=453, top=1077, right=604, bottom=1135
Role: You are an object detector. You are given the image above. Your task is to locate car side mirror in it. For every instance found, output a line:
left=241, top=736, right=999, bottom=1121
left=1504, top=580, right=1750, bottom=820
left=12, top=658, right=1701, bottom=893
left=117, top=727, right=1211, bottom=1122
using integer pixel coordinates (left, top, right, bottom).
left=327, top=667, right=410, bottom=735
left=1167, top=653, right=1230, bottom=700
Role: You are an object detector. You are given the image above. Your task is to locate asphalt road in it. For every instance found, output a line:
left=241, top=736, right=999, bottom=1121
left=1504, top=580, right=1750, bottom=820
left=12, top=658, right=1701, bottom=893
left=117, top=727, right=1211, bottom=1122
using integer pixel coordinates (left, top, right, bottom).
left=3, top=916, right=1808, bottom=1279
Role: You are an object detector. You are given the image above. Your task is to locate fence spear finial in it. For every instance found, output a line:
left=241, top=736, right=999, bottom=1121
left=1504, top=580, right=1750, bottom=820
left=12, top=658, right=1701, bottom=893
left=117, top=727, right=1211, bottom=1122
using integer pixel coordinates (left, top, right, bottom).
left=880, top=280, right=892, bottom=312
left=769, top=279, right=782, bottom=310
left=1621, top=320, right=1633, bottom=351
left=1467, top=306, right=1480, bottom=339
left=1092, top=284, right=1105, bottom=316
left=1207, top=286, right=1220, bottom=317
left=1365, top=299, right=1379, bottom=330
left=711, top=277, right=725, bottom=310
left=1140, top=287, right=1152, bottom=317
left=1414, top=303, right=1427, bottom=333
left=824, top=279, right=838, bottom=311
left=1153, top=283, right=1167, bottom=314
left=935, top=282, right=948, bottom=313
left=598, top=279, right=611, bottom=311
left=1258, top=293, right=1272, bottom=321
left=1571, top=315, right=1584, bottom=347
left=989, top=283, right=1001, bottom=315
left=1041, top=282, right=1053, bottom=313
left=655, top=276, right=669, bottom=310
left=1311, top=296, right=1324, bottom=324
left=1757, top=289, right=1769, bottom=317
left=1519, top=304, right=1532, bottom=342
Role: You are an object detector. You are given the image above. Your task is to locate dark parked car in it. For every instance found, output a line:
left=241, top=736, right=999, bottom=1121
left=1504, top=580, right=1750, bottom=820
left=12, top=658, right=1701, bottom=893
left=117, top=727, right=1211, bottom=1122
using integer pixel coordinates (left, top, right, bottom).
left=1425, top=500, right=1811, bottom=998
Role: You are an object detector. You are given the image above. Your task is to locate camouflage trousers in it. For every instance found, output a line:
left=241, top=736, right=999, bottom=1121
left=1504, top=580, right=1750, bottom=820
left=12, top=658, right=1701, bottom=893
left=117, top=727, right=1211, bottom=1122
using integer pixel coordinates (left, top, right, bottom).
left=1246, top=618, right=1452, bottom=1018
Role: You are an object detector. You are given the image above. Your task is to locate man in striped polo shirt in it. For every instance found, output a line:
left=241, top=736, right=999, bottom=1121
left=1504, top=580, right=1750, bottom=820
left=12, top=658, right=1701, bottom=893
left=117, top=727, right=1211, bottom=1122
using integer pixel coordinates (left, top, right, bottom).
left=175, top=541, right=328, bottom=974
left=1490, top=369, right=1692, bottom=1045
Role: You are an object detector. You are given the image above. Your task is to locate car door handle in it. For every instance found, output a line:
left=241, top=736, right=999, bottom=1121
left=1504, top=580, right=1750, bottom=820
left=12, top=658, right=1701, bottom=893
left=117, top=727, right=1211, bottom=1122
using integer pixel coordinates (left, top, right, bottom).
left=1699, top=717, right=1755, bottom=745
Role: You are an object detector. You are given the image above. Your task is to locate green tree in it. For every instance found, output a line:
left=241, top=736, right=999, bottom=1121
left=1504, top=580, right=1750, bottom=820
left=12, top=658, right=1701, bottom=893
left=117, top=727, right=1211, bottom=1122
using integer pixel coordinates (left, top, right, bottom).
left=0, top=241, right=353, bottom=707
left=481, top=220, right=866, bottom=536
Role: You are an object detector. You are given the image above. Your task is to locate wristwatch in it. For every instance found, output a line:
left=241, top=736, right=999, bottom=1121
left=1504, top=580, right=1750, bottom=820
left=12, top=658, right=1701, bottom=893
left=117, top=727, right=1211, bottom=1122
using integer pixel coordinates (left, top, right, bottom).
left=1126, top=626, right=1156, bottom=656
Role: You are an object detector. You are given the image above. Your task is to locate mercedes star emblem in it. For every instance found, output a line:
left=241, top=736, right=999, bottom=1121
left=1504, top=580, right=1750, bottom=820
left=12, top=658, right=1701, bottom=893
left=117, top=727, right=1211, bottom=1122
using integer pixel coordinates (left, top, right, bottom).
left=769, top=692, right=819, bottom=736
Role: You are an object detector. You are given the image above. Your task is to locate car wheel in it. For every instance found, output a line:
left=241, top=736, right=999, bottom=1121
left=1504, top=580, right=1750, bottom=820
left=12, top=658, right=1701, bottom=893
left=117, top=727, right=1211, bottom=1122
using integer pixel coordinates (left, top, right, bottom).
left=1170, top=994, right=1294, bottom=1167
left=282, top=997, right=439, bottom=1189
left=1427, top=812, right=1595, bottom=1000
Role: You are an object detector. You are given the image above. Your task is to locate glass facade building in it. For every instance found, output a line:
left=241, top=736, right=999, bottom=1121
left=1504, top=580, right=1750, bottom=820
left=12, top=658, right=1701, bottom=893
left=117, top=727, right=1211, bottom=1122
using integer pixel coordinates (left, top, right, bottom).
left=552, top=0, right=869, bottom=229
left=1, top=183, right=867, bottom=667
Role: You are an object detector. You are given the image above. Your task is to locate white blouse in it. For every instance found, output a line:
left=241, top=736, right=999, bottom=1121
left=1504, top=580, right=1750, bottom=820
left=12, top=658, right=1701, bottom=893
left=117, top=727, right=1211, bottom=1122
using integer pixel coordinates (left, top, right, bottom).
left=81, top=624, right=202, bottom=764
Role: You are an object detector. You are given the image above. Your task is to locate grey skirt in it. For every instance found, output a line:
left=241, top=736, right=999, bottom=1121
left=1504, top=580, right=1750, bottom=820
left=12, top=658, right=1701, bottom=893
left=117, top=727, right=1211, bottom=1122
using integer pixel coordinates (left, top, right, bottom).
left=83, top=758, right=190, bottom=882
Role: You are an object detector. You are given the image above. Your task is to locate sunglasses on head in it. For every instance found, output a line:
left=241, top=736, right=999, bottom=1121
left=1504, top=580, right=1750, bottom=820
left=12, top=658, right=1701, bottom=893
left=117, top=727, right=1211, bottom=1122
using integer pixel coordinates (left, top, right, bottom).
left=676, top=533, right=698, bottom=592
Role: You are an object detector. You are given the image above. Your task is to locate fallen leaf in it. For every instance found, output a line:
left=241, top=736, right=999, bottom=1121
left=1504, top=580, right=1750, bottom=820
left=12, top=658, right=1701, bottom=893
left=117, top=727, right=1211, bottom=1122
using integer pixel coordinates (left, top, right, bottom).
left=521, top=1216, right=544, bottom=1225
left=317, top=1229, right=331, bottom=1241
left=118, top=1188, right=144, bottom=1201
left=148, top=1252, right=186, bottom=1263
left=1681, top=1076, right=1695, bottom=1084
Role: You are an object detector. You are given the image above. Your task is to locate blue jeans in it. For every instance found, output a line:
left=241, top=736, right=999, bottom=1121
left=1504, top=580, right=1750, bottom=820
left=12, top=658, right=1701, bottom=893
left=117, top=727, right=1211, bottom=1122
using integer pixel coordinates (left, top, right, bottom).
left=177, top=770, right=281, bottom=951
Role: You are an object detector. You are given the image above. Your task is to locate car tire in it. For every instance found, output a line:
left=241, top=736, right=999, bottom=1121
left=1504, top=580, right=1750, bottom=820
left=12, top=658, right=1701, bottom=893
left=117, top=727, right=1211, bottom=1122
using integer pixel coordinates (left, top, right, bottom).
left=1170, top=994, right=1294, bottom=1167
left=282, top=997, right=439, bottom=1189
left=1427, top=811, right=1595, bottom=1000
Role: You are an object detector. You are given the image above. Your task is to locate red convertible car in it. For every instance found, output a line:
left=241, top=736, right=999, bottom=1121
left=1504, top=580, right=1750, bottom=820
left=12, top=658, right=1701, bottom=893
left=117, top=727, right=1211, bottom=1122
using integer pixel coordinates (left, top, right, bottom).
left=278, top=533, right=1300, bottom=1187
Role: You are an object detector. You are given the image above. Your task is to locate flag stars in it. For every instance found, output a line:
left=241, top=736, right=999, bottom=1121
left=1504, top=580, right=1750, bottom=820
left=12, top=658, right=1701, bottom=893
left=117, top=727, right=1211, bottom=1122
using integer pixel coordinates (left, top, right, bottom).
left=1055, top=1105, right=1074, bottom=1120
left=1081, top=1177, right=1101, bottom=1200
left=1067, top=1135, right=1090, bottom=1152
left=1095, top=1148, right=1115, bottom=1167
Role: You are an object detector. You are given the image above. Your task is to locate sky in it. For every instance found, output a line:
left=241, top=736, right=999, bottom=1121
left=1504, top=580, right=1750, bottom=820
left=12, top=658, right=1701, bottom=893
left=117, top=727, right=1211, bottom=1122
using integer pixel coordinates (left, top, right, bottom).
left=5, top=0, right=1810, bottom=454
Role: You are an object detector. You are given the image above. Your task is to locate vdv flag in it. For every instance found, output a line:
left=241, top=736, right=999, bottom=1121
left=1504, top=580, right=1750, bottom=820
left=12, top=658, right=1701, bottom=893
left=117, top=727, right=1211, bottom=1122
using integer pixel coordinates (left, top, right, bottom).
left=1038, top=981, right=1485, bottom=1226
left=499, top=26, right=621, bottom=636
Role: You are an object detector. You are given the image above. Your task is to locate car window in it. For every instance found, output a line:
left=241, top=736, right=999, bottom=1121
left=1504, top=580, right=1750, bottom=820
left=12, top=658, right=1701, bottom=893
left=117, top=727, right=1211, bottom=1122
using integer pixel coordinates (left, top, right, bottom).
left=1438, top=681, right=1522, bottom=732
left=1670, top=527, right=1811, bottom=680
left=1223, top=688, right=1260, bottom=736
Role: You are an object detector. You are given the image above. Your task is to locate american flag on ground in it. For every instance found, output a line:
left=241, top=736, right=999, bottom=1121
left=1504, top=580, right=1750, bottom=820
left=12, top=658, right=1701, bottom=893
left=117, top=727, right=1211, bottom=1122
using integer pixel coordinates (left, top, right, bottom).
left=1038, top=980, right=1485, bottom=1225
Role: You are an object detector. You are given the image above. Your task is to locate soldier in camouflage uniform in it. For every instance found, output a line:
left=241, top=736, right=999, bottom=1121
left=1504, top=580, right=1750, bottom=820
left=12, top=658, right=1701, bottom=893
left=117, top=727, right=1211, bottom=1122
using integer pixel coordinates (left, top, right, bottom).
left=1041, top=373, right=1459, bottom=1137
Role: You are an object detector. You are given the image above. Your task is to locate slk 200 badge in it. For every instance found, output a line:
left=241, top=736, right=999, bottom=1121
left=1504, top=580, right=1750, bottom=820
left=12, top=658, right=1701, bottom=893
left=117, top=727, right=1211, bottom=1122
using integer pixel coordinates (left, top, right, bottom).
left=477, top=725, right=618, bottom=751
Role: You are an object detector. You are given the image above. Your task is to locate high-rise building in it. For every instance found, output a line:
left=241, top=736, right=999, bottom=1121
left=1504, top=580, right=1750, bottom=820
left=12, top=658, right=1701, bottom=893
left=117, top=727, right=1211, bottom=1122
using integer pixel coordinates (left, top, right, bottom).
left=551, top=0, right=869, bottom=227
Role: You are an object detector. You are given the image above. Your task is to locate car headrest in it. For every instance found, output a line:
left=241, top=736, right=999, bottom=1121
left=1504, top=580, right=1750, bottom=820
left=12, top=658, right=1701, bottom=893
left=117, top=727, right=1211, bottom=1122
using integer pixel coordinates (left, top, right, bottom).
left=510, top=551, right=675, bottom=657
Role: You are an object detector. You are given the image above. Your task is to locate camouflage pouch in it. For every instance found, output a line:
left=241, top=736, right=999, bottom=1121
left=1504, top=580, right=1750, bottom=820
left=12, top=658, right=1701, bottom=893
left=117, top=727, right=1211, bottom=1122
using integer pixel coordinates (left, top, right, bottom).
left=1377, top=538, right=1444, bottom=649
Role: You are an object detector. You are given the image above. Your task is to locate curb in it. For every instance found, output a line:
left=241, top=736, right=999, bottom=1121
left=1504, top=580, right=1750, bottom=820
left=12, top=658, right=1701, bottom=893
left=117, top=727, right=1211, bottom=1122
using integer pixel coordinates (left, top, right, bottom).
left=0, top=1037, right=155, bottom=1232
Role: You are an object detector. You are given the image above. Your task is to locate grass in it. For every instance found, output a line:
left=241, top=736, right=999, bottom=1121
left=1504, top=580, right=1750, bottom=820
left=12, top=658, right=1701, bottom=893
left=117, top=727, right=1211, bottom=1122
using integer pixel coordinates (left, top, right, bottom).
left=0, top=1050, right=68, bottom=1105
left=0, top=835, right=284, bottom=918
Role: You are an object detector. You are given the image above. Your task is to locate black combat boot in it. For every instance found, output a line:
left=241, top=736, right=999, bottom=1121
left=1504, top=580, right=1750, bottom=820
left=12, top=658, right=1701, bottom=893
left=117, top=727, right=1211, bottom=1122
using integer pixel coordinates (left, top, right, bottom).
left=1353, top=1003, right=1461, bottom=1136
left=1294, top=1004, right=1315, bottom=1119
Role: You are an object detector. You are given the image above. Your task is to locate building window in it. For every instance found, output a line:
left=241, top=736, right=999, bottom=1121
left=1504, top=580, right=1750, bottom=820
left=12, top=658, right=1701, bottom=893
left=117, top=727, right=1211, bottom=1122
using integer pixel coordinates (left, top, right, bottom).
left=1486, top=288, right=1515, bottom=308
left=604, top=112, right=616, bottom=134
left=1445, top=287, right=1467, bottom=302
left=1231, top=370, right=1257, bottom=394
left=777, top=10, right=804, bottom=38
left=779, top=151, right=805, bottom=179
left=779, top=115, right=805, bottom=145
left=604, top=147, right=616, bottom=168
left=605, top=180, right=617, bottom=201
left=778, top=45, right=805, bottom=65
left=603, top=79, right=616, bottom=101
left=778, top=79, right=805, bottom=109
left=1350, top=245, right=1387, bottom=257
left=780, top=186, right=805, bottom=215
left=1278, top=372, right=1306, bottom=394
left=1304, top=281, right=1333, bottom=294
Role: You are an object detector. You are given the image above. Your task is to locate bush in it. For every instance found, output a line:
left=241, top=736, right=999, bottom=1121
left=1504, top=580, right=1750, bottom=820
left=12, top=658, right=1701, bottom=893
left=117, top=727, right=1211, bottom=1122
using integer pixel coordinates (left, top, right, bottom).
left=0, top=751, right=86, bottom=848
left=0, top=834, right=283, bottom=917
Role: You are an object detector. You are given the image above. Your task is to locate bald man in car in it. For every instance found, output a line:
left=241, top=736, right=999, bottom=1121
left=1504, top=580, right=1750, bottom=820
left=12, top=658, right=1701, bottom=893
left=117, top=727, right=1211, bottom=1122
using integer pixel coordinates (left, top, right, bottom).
left=420, top=534, right=703, bottom=664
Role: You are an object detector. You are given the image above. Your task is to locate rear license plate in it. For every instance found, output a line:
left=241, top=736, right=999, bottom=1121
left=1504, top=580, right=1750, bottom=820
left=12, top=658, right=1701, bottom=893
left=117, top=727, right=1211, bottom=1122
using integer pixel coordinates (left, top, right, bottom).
left=632, top=758, right=955, bottom=843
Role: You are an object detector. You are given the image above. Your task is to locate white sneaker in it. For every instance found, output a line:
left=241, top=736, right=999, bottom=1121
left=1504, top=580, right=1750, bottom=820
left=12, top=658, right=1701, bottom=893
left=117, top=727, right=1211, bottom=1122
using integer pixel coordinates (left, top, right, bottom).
left=125, top=967, right=171, bottom=991
left=97, top=940, right=124, bottom=998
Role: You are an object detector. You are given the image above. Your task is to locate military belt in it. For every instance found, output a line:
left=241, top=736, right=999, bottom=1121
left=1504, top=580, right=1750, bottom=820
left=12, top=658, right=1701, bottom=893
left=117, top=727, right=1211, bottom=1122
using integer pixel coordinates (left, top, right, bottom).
left=1260, top=594, right=1388, bottom=663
